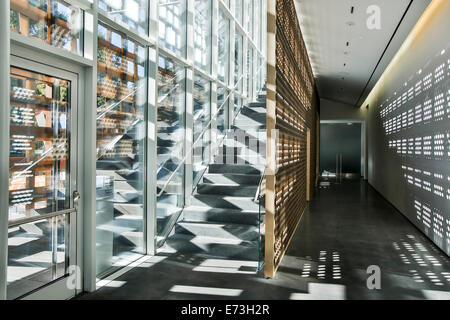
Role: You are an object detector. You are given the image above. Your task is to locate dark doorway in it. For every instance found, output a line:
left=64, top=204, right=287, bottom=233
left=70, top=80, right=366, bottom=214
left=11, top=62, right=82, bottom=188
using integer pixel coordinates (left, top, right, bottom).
left=320, top=122, right=362, bottom=176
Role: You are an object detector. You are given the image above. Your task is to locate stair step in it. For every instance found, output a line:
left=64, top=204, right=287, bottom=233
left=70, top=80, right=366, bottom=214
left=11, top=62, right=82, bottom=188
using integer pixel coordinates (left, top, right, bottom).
left=191, top=194, right=260, bottom=211
left=197, top=183, right=258, bottom=196
left=232, top=124, right=266, bottom=130
left=202, top=173, right=260, bottom=185
left=235, top=113, right=266, bottom=123
left=164, top=234, right=259, bottom=260
left=175, top=222, right=259, bottom=241
left=240, top=106, right=266, bottom=115
left=208, top=163, right=263, bottom=174
left=213, top=155, right=266, bottom=166
left=182, top=206, right=260, bottom=225
left=247, top=102, right=266, bottom=108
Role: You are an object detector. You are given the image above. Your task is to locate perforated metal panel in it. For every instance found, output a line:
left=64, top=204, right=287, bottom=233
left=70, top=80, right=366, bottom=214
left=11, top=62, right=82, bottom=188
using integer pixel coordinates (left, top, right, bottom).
left=372, top=41, right=450, bottom=256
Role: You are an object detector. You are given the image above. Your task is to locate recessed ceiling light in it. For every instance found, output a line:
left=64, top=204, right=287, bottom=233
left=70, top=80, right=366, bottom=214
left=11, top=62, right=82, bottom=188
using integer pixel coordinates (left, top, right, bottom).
left=346, top=21, right=355, bottom=26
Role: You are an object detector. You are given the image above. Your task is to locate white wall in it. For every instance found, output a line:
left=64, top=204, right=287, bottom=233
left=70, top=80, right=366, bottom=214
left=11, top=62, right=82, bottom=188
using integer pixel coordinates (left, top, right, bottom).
left=360, top=0, right=450, bottom=256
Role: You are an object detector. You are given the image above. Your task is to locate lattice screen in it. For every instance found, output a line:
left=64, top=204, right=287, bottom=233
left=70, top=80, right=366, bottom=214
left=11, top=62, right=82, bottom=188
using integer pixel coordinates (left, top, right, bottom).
left=265, top=0, right=319, bottom=277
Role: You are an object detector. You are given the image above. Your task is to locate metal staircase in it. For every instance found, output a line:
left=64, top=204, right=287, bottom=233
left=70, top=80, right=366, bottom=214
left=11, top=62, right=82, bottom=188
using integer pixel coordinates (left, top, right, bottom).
left=162, top=91, right=267, bottom=263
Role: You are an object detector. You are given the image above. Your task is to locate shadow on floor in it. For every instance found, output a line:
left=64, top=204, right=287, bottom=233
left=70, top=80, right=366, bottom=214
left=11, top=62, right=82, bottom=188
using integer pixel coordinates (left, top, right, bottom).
left=77, top=179, right=450, bottom=300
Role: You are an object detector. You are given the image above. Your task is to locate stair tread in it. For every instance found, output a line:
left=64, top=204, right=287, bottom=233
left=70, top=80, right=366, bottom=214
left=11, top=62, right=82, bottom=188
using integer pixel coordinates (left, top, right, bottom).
left=168, top=234, right=257, bottom=246
left=177, top=221, right=259, bottom=229
left=183, top=205, right=260, bottom=213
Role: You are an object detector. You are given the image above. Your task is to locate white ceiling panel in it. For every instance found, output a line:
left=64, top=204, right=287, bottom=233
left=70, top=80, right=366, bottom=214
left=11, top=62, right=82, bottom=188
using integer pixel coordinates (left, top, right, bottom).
left=294, top=0, right=431, bottom=106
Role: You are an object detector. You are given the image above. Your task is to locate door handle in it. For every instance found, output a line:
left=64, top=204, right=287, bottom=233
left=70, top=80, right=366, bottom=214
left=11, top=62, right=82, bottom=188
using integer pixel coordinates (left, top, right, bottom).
left=73, top=190, right=80, bottom=210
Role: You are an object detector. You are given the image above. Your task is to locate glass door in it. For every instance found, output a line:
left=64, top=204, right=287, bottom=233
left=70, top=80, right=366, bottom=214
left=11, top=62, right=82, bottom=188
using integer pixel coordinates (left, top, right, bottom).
left=7, top=56, right=79, bottom=300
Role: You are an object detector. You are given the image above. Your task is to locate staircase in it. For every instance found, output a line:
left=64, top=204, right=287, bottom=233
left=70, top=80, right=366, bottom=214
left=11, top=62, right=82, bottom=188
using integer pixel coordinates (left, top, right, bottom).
left=162, top=91, right=267, bottom=261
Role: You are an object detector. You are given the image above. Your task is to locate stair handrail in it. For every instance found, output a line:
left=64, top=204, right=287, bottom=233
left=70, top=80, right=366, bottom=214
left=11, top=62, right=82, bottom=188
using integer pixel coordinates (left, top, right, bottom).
left=254, top=166, right=266, bottom=203
left=157, top=60, right=266, bottom=197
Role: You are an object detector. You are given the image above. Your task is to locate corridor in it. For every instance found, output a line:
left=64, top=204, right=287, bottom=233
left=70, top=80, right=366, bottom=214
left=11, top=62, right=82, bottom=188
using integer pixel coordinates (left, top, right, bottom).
left=78, top=179, right=450, bottom=300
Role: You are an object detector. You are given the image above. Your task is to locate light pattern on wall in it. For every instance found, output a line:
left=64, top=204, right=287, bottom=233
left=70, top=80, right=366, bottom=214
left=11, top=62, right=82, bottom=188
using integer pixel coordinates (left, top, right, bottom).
left=378, top=44, right=450, bottom=255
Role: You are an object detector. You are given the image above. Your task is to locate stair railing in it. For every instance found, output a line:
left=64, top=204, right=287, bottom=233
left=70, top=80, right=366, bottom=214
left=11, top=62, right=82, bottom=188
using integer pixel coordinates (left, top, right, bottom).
left=254, top=166, right=266, bottom=271
left=157, top=60, right=266, bottom=198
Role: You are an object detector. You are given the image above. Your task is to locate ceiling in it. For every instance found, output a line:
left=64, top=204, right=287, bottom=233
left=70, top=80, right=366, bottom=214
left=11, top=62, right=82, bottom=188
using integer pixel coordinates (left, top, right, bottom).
left=294, top=0, right=431, bottom=107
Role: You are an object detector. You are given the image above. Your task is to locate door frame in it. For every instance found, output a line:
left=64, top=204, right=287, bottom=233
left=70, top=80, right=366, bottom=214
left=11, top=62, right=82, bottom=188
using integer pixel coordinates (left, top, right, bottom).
left=6, top=50, right=84, bottom=300
left=319, top=120, right=367, bottom=180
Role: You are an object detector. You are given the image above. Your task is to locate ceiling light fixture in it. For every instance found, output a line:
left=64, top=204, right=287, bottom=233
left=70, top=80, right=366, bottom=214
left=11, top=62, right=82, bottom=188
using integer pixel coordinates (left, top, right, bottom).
left=350, top=6, right=354, bottom=14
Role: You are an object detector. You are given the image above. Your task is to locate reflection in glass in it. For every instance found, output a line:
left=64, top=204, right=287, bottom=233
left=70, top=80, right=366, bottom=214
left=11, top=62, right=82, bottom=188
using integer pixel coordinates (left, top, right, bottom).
left=218, top=10, right=230, bottom=84
left=8, top=67, right=71, bottom=299
left=234, top=96, right=242, bottom=120
left=96, top=24, right=147, bottom=277
left=159, top=0, right=187, bottom=57
left=254, top=0, right=259, bottom=44
left=234, top=34, right=243, bottom=92
left=235, top=0, right=243, bottom=26
left=194, top=0, right=211, bottom=72
left=157, top=55, right=185, bottom=243
left=193, top=75, right=210, bottom=186
left=9, top=67, right=71, bottom=221
left=247, top=48, right=253, bottom=100
left=7, top=217, right=69, bottom=300
left=10, top=0, right=83, bottom=55
left=98, top=0, right=149, bottom=34
left=247, top=0, right=253, bottom=38
left=217, top=86, right=229, bottom=141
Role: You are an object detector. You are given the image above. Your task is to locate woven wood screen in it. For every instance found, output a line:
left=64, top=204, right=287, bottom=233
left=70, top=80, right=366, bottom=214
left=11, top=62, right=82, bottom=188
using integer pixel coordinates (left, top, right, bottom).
left=265, top=0, right=319, bottom=278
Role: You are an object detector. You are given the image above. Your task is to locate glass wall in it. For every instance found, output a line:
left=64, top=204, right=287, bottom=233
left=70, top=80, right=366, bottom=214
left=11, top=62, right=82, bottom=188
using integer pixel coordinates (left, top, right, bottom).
left=194, top=0, right=211, bottom=72
left=159, top=0, right=187, bottom=57
left=10, top=0, right=83, bottom=55
left=3, top=0, right=267, bottom=294
left=234, top=33, right=243, bottom=91
left=156, top=55, right=185, bottom=242
left=217, top=86, right=229, bottom=141
left=98, top=0, right=149, bottom=34
left=218, top=10, right=230, bottom=85
left=193, top=75, right=210, bottom=185
left=95, top=23, right=147, bottom=277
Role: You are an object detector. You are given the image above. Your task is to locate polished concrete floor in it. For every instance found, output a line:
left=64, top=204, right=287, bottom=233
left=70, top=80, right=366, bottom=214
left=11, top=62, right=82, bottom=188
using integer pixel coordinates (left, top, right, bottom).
left=77, top=179, right=450, bottom=300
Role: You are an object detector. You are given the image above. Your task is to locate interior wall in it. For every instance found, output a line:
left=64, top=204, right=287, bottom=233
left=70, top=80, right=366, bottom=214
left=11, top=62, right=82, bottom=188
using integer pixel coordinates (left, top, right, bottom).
left=360, top=0, right=450, bottom=256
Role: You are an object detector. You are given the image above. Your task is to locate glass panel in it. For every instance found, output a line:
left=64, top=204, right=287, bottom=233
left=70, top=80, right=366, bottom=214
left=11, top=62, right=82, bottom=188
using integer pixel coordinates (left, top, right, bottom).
left=96, top=24, right=147, bottom=277
left=7, top=216, right=69, bottom=299
left=98, top=0, right=149, bottom=34
left=246, top=0, right=253, bottom=38
left=218, top=10, right=230, bottom=84
left=157, top=55, right=185, bottom=243
left=235, top=0, right=243, bottom=26
left=9, top=67, right=71, bottom=220
left=254, top=0, right=259, bottom=44
left=159, top=0, right=187, bottom=57
left=194, top=0, right=211, bottom=73
left=217, top=86, right=229, bottom=141
left=247, top=47, right=253, bottom=100
left=10, top=0, right=83, bottom=55
left=233, top=95, right=241, bottom=120
left=193, top=75, right=210, bottom=186
left=234, top=33, right=243, bottom=92
left=8, top=67, right=71, bottom=299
